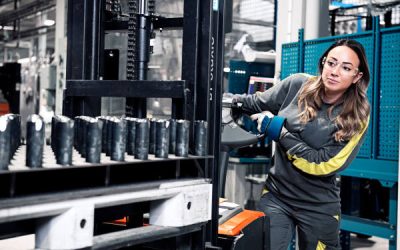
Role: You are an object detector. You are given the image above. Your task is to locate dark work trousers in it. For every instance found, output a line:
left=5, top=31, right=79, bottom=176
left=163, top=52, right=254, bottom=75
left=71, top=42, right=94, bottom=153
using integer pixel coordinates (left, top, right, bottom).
left=257, top=192, right=341, bottom=250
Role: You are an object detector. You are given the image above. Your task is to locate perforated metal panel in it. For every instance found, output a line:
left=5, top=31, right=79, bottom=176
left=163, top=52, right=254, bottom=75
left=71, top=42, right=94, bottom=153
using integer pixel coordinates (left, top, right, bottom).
left=304, top=40, right=332, bottom=75
left=281, top=42, right=299, bottom=79
left=347, top=35, right=374, bottom=158
left=378, top=29, right=400, bottom=160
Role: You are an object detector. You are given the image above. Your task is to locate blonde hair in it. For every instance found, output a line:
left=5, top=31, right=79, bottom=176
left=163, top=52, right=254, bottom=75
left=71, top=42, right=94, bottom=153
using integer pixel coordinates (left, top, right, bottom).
left=297, top=40, right=370, bottom=142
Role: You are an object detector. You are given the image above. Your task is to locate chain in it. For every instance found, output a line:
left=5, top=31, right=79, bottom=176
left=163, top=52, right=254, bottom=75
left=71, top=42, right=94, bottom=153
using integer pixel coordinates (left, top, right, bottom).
left=127, top=0, right=138, bottom=80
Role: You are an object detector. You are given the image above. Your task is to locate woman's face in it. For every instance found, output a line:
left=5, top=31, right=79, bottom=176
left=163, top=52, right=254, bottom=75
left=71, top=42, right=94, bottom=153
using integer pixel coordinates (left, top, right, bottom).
left=321, top=45, right=363, bottom=100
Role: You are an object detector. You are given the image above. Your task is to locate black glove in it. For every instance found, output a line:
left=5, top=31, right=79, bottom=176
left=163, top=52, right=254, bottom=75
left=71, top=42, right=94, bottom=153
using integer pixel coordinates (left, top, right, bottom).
left=230, top=95, right=243, bottom=122
left=222, top=93, right=243, bottom=123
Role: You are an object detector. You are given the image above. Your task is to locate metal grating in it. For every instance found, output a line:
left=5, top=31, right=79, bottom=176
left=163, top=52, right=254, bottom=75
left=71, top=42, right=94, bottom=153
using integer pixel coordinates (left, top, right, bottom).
left=237, top=0, right=275, bottom=43
left=345, top=35, right=374, bottom=158
left=304, top=40, right=332, bottom=75
left=378, top=29, right=400, bottom=160
left=281, top=42, right=299, bottom=79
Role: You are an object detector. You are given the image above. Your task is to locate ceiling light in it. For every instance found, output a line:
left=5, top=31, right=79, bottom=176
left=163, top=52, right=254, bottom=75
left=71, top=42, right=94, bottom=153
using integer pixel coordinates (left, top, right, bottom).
left=44, top=19, right=55, bottom=26
left=18, top=56, right=37, bottom=64
left=0, top=26, right=14, bottom=31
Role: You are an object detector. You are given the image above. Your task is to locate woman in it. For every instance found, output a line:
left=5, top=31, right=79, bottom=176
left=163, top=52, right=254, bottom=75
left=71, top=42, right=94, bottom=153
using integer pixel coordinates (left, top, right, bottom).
left=235, top=39, right=370, bottom=249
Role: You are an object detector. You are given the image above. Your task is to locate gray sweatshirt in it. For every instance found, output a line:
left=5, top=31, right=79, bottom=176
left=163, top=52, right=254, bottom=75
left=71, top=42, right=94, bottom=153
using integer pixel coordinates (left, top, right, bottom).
left=238, top=73, right=369, bottom=213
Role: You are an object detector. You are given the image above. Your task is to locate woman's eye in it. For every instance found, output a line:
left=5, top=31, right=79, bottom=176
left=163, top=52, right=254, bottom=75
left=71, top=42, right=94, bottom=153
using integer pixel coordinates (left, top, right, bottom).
left=343, top=66, right=351, bottom=71
left=327, top=61, right=336, bottom=66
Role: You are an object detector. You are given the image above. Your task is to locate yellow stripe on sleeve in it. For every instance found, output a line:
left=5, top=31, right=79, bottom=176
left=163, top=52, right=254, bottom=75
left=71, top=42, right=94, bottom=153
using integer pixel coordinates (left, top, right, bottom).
left=287, top=117, right=369, bottom=176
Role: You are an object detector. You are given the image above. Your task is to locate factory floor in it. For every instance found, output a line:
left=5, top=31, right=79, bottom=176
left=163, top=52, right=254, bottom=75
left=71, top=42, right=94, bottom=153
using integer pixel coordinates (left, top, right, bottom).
left=0, top=233, right=390, bottom=249
left=351, top=234, right=389, bottom=249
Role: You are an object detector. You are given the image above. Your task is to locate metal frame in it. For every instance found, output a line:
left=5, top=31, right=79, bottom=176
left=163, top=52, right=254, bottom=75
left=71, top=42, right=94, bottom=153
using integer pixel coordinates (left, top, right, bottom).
left=0, top=151, right=212, bottom=199
left=0, top=179, right=211, bottom=250
left=64, top=0, right=104, bottom=117
left=65, top=80, right=187, bottom=98
left=61, top=0, right=226, bottom=248
left=0, top=0, right=226, bottom=249
left=180, top=0, right=225, bottom=244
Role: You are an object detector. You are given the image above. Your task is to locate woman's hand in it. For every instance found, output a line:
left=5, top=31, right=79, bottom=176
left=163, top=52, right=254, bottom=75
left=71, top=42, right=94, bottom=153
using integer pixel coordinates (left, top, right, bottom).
left=251, top=111, right=274, bottom=132
left=250, top=111, right=286, bottom=141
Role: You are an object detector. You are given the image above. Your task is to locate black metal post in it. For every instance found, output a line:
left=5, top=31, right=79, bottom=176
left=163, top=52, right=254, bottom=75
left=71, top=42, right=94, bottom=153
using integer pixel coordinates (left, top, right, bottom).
left=126, top=0, right=151, bottom=118
left=179, top=0, right=200, bottom=122
left=186, top=0, right=225, bottom=246
left=384, top=10, right=392, bottom=28
left=330, top=9, right=337, bottom=36
left=64, top=0, right=105, bottom=117
left=210, top=0, right=225, bottom=246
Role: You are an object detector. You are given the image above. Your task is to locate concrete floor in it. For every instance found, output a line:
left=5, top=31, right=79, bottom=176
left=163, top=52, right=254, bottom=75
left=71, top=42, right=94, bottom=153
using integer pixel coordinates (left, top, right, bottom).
left=351, top=234, right=389, bottom=250
left=0, top=233, right=390, bottom=249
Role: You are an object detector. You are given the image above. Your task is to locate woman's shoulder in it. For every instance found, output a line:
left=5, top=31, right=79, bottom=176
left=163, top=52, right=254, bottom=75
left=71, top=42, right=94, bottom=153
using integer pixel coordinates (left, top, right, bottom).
left=281, top=73, right=316, bottom=90
left=284, top=73, right=316, bottom=83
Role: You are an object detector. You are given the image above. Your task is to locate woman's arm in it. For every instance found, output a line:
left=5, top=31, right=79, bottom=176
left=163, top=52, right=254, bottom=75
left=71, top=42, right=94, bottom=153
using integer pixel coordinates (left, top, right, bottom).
left=279, top=117, right=369, bottom=177
left=236, top=74, right=307, bottom=115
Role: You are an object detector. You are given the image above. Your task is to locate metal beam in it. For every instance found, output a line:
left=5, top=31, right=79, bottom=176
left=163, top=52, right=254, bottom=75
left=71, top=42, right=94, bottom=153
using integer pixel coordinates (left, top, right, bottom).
left=65, top=80, right=186, bottom=98
left=341, top=214, right=395, bottom=240
left=233, top=17, right=274, bottom=27
left=64, top=0, right=104, bottom=117
left=0, top=26, right=55, bottom=42
left=0, top=0, right=55, bottom=25
left=0, top=0, right=15, bottom=6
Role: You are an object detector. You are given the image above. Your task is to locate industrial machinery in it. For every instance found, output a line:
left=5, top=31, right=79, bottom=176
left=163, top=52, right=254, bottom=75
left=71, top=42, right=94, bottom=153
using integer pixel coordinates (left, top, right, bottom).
left=218, top=94, right=267, bottom=250
left=0, top=0, right=228, bottom=249
left=220, top=93, right=264, bottom=196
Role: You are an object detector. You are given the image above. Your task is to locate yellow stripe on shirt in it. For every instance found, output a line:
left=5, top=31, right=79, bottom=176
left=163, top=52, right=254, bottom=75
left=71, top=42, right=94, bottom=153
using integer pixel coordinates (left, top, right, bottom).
left=287, top=117, right=369, bottom=176
left=316, top=241, right=326, bottom=250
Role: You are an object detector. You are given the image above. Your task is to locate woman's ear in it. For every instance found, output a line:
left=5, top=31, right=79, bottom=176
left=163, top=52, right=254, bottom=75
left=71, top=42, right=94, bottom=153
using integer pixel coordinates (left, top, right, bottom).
left=353, top=72, right=363, bottom=84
